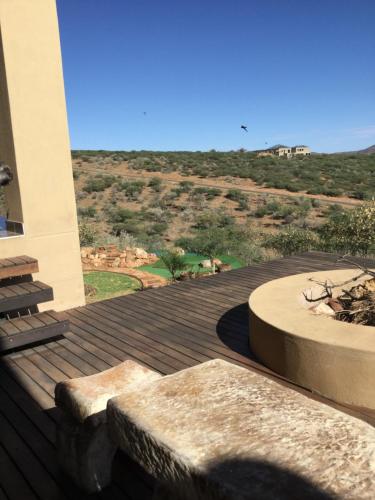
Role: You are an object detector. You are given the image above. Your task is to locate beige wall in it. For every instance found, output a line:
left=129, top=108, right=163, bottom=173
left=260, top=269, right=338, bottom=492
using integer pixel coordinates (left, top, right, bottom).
left=0, top=0, right=85, bottom=310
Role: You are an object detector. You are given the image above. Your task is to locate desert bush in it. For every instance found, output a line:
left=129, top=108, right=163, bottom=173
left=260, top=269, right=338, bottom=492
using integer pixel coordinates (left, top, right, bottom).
left=120, top=180, right=146, bottom=200
left=179, top=181, right=194, bottom=192
left=226, top=189, right=249, bottom=209
left=194, top=210, right=234, bottom=230
left=108, top=208, right=136, bottom=224
left=83, top=175, right=116, bottom=193
left=318, top=201, right=375, bottom=256
left=148, top=177, right=163, bottom=192
left=78, top=206, right=97, bottom=218
left=264, top=227, right=319, bottom=256
left=79, top=222, right=97, bottom=247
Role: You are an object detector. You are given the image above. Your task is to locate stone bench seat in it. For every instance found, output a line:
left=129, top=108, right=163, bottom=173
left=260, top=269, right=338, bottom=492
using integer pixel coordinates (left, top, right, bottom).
left=107, top=359, right=375, bottom=500
left=55, top=359, right=161, bottom=493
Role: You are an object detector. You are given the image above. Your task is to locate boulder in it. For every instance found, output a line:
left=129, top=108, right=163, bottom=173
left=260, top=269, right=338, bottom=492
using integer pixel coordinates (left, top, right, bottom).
left=218, top=263, right=232, bottom=272
left=134, top=247, right=148, bottom=259
left=200, top=259, right=212, bottom=269
left=111, top=257, right=121, bottom=268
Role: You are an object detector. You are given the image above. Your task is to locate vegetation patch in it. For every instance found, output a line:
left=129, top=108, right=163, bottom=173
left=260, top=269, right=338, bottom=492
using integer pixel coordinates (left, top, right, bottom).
left=83, top=271, right=141, bottom=303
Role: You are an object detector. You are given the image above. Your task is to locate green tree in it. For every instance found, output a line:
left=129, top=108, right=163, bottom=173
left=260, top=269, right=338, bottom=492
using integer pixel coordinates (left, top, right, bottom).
left=178, top=229, right=227, bottom=272
left=160, top=250, right=187, bottom=282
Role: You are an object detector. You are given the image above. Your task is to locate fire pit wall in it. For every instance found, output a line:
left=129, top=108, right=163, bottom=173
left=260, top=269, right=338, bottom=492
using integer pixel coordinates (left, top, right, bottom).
left=249, top=270, right=375, bottom=410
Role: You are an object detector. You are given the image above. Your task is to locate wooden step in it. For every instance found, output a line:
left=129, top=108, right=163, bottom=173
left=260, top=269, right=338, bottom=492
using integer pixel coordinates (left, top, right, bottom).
left=0, top=256, right=38, bottom=280
left=0, top=281, right=53, bottom=314
left=0, top=311, right=69, bottom=352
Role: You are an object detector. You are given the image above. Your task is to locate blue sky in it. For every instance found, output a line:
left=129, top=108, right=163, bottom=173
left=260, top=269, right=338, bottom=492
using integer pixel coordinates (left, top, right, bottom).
left=57, top=0, right=375, bottom=153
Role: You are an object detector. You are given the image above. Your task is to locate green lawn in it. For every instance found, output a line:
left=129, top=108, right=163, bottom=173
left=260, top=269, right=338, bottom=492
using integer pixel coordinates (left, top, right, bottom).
left=139, top=253, right=244, bottom=279
left=83, top=271, right=141, bottom=303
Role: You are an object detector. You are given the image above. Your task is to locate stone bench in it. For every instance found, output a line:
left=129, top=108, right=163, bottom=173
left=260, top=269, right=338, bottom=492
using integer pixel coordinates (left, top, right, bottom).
left=55, top=359, right=161, bottom=493
left=107, top=359, right=375, bottom=500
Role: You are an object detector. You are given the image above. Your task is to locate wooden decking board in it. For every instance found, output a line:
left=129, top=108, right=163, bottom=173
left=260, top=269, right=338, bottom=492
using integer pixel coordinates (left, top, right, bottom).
left=0, top=311, right=69, bottom=352
left=111, top=293, right=250, bottom=353
left=91, top=300, right=212, bottom=365
left=93, top=297, right=248, bottom=360
left=0, top=365, right=56, bottom=444
left=0, top=256, right=39, bottom=280
left=73, top=306, right=190, bottom=372
left=66, top=309, right=177, bottom=374
left=98, top=297, right=250, bottom=364
left=0, top=386, right=86, bottom=500
left=1, top=252, right=375, bottom=500
left=0, top=411, right=66, bottom=500
left=0, top=443, right=39, bottom=500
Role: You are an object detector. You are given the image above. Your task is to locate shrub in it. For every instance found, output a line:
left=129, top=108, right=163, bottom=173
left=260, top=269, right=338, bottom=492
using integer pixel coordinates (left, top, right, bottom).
left=159, top=250, right=187, bottom=281
left=78, top=206, right=97, bottom=218
left=318, top=201, right=375, bottom=256
left=178, top=181, right=194, bottom=192
left=264, top=227, right=319, bottom=256
left=79, top=222, right=97, bottom=247
left=194, top=210, right=234, bottom=230
left=108, top=208, right=136, bottom=224
left=83, top=175, right=116, bottom=193
left=120, top=180, right=146, bottom=200
left=148, top=177, right=163, bottom=192
left=226, top=189, right=249, bottom=209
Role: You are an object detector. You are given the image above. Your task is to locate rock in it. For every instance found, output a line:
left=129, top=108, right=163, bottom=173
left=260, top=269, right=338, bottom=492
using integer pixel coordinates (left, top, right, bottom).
left=55, top=360, right=162, bottom=493
left=218, top=263, right=232, bottom=272
left=108, top=359, right=375, bottom=500
left=199, top=259, right=212, bottom=269
left=312, top=302, right=335, bottom=316
left=112, top=257, right=121, bottom=268
left=134, top=247, right=148, bottom=259
left=212, top=258, right=222, bottom=266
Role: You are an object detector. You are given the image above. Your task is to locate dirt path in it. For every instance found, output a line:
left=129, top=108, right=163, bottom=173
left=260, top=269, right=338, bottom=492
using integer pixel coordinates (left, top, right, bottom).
left=76, top=162, right=361, bottom=207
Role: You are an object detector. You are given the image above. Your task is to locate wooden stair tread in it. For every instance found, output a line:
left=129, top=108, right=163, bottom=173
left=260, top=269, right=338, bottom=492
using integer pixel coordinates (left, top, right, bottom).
left=0, top=255, right=38, bottom=280
left=0, top=311, right=69, bottom=352
left=0, top=281, right=53, bottom=313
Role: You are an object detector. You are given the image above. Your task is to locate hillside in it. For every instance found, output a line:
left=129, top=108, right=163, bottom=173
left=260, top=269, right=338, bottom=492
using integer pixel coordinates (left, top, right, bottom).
left=71, top=151, right=371, bottom=261
left=73, top=149, right=375, bottom=200
left=353, top=144, right=375, bottom=155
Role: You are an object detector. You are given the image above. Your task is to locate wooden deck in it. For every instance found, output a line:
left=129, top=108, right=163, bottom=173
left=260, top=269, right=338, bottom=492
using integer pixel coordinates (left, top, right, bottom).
left=0, top=252, right=374, bottom=500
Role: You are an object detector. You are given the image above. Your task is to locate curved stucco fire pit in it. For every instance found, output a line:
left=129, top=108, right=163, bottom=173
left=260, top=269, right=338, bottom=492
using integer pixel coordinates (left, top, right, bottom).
left=249, top=269, right=375, bottom=409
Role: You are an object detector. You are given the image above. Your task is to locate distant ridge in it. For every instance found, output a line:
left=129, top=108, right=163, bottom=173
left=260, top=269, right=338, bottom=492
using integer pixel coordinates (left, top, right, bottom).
left=335, top=144, right=375, bottom=155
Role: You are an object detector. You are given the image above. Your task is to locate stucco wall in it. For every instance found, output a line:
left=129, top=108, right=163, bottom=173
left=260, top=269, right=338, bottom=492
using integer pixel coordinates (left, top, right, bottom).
left=0, top=0, right=84, bottom=310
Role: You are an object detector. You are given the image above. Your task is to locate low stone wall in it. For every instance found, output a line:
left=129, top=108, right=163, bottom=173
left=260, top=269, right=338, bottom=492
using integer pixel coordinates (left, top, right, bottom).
left=81, top=244, right=158, bottom=269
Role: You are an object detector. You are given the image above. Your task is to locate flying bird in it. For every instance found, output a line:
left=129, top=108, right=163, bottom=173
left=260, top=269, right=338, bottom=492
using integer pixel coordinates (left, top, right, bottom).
left=241, top=125, right=248, bottom=132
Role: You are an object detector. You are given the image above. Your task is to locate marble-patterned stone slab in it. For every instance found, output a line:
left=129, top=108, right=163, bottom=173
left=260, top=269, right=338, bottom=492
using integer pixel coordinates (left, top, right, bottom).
left=108, top=359, right=375, bottom=500
left=55, top=359, right=161, bottom=425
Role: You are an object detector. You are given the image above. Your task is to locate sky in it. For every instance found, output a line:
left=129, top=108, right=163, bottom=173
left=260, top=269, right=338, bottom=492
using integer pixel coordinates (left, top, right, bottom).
left=57, top=0, right=375, bottom=153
